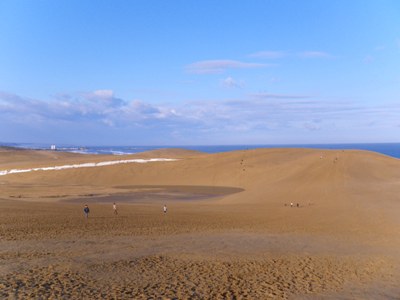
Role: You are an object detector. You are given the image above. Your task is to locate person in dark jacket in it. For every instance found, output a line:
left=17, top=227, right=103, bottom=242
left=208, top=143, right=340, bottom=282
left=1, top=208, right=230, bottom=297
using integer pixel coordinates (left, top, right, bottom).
left=84, top=204, right=90, bottom=219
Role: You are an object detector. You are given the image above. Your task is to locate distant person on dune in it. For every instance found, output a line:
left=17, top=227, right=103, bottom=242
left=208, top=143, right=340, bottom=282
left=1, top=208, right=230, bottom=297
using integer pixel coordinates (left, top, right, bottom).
left=163, top=204, right=167, bottom=214
left=113, top=202, right=118, bottom=215
left=84, top=204, right=90, bottom=219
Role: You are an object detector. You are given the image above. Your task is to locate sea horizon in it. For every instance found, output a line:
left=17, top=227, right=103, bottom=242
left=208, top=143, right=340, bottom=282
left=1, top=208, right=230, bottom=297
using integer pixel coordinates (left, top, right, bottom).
left=1, top=142, right=400, bottom=159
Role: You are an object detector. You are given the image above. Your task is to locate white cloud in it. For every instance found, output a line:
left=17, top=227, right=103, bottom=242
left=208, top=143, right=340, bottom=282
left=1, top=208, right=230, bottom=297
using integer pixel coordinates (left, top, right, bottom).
left=185, top=60, right=268, bottom=74
left=221, top=77, right=243, bottom=88
left=185, top=51, right=335, bottom=76
left=1, top=90, right=399, bottom=144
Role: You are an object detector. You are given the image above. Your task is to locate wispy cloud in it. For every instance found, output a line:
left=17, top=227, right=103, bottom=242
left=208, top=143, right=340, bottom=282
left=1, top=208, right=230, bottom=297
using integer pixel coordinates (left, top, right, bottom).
left=248, top=50, right=334, bottom=60
left=185, top=60, right=268, bottom=74
left=374, top=45, right=385, bottom=51
left=298, top=51, right=334, bottom=59
left=248, top=51, right=287, bottom=59
left=252, top=93, right=311, bottom=99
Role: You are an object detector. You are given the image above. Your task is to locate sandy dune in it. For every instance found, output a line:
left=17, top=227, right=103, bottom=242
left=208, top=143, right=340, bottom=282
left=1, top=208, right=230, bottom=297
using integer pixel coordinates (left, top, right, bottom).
left=1, top=147, right=400, bottom=299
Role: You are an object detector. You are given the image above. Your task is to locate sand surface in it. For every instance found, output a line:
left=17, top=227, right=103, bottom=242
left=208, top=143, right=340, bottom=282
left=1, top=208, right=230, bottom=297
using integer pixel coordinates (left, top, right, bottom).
left=1, top=147, right=400, bottom=299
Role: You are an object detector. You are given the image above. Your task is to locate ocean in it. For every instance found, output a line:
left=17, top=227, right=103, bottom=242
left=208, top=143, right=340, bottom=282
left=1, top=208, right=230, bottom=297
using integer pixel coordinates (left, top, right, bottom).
left=2, top=143, right=400, bottom=159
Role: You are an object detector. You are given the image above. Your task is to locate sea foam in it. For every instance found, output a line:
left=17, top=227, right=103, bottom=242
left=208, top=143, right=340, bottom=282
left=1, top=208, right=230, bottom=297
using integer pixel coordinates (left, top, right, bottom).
left=0, top=158, right=177, bottom=176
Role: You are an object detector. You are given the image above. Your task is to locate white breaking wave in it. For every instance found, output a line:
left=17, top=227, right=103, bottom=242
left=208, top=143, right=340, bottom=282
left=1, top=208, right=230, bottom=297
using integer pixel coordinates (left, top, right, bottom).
left=0, top=158, right=177, bottom=176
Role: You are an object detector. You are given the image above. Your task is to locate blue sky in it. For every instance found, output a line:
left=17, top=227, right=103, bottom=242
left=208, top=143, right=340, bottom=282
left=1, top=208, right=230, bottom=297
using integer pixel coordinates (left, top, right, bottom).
left=0, top=0, right=399, bottom=146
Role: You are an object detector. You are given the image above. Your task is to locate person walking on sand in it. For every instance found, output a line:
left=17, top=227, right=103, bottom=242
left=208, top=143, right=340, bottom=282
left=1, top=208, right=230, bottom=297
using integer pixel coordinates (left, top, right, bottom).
left=163, top=204, right=167, bottom=214
left=113, top=202, right=118, bottom=215
left=83, top=204, right=90, bottom=219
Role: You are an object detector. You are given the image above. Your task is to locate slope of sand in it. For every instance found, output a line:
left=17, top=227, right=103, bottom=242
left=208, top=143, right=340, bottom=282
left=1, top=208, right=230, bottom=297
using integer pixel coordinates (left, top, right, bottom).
left=1, top=148, right=400, bottom=299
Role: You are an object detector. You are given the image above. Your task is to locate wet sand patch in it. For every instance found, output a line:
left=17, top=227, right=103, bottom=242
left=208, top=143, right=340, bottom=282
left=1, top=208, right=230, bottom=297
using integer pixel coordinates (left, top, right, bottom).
left=64, top=185, right=244, bottom=204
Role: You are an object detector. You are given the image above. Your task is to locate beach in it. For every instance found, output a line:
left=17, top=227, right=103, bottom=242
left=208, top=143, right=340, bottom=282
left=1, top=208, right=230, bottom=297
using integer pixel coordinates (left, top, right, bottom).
left=1, top=147, right=400, bottom=299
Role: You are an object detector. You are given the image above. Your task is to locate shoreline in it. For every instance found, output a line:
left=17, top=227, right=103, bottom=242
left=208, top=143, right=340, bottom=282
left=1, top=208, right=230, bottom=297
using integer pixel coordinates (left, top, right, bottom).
left=1, top=142, right=400, bottom=159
